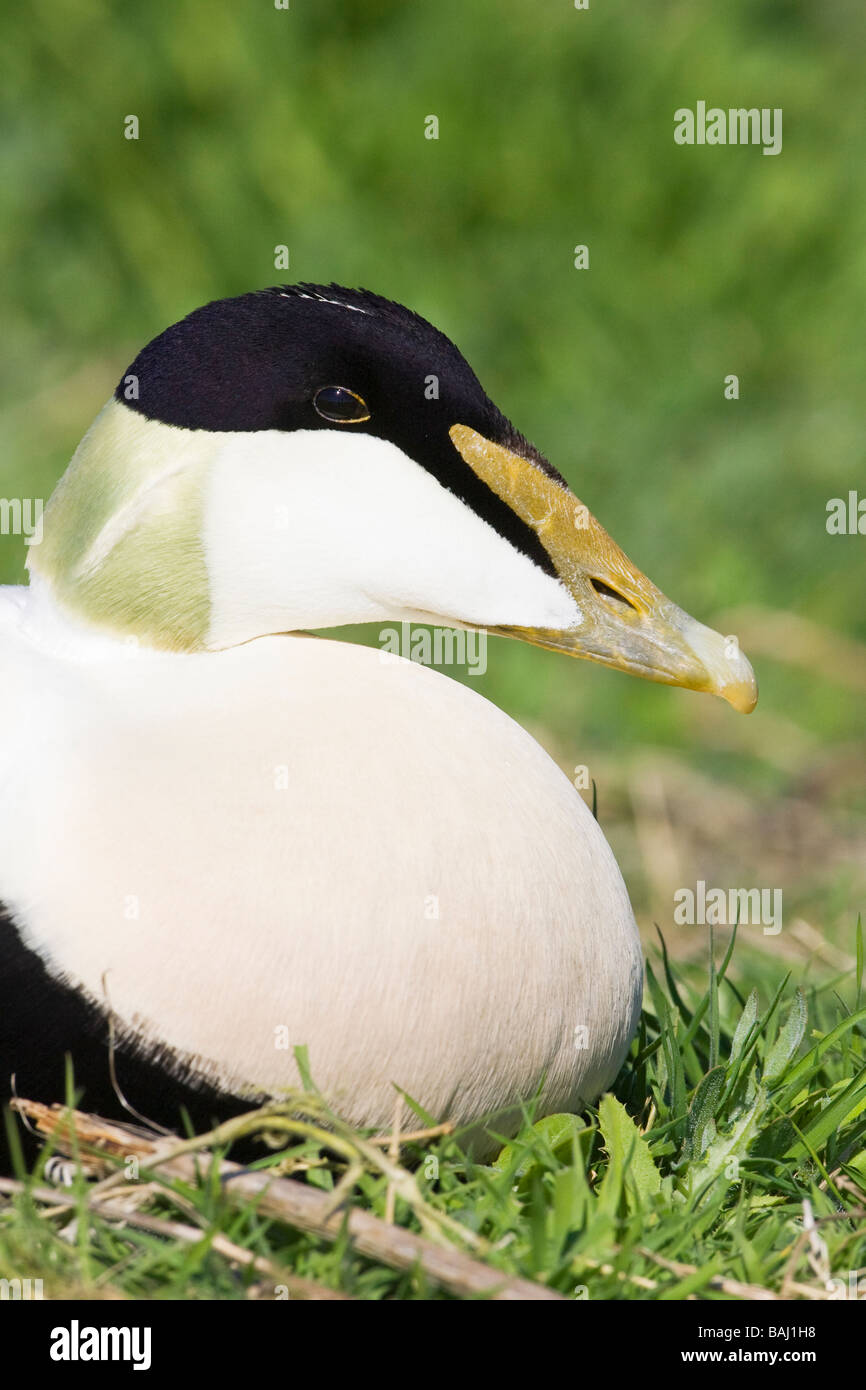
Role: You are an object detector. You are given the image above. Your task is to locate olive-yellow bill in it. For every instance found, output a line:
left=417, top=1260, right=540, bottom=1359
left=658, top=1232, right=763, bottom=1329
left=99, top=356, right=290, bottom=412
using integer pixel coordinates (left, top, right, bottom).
left=450, top=424, right=757, bottom=713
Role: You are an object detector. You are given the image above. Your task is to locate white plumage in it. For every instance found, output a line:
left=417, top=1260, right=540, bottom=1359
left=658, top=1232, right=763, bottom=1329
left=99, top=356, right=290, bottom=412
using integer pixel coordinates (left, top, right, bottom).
left=0, top=589, right=641, bottom=1143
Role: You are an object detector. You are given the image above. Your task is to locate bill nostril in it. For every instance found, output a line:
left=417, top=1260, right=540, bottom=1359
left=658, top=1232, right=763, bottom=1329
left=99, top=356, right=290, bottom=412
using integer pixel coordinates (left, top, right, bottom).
left=589, top=576, right=638, bottom=611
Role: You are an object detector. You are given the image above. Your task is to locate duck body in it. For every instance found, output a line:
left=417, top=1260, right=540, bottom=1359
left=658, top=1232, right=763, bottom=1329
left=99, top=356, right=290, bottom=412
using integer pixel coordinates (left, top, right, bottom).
left=0, top=285, right=755, bottom=1165
left=0, top=590, right=641, bottom=1151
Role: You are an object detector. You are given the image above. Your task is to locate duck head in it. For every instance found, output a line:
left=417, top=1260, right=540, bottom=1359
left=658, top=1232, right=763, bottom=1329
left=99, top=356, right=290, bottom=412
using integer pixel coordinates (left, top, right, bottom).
left=30, top=284, right=756, bottom=711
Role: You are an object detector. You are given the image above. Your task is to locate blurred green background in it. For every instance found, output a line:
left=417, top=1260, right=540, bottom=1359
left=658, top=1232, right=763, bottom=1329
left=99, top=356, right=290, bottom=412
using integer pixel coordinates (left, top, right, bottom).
left=1, top=0, right=863, bottom=949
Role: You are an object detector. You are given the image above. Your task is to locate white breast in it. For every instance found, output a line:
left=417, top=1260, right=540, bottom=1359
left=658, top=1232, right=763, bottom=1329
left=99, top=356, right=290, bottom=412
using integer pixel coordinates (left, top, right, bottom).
left=0, top=607, right=642, bottom=1142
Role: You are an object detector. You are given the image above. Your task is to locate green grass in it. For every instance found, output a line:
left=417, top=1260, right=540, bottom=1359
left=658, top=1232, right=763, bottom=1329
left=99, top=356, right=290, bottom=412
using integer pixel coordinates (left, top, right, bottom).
left=2, top=920, right=864, bottom=1300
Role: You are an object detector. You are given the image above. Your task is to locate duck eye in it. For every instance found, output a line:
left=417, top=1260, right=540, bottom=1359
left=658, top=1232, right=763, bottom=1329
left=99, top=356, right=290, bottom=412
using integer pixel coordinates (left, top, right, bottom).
left=313, top=385, right=370, bottom=424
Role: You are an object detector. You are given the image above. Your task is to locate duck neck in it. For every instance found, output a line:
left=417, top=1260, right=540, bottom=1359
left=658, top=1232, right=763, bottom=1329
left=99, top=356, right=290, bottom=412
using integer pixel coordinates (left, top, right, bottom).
left=27, top=400, right=212, bottom=652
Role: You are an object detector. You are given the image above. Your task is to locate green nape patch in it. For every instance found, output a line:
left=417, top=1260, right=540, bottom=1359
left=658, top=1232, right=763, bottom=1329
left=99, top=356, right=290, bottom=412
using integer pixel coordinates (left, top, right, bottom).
left=29, top=400, right=211, bottom=651
left=1, top=921, right=864, bottom=1301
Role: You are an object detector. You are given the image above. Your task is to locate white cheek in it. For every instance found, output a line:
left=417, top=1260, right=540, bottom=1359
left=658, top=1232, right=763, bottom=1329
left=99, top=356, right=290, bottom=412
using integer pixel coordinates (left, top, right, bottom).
left=202, top=430, right=581, bottom=647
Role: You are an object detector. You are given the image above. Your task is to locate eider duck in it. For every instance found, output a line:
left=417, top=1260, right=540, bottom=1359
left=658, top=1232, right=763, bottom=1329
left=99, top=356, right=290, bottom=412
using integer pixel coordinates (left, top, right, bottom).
left=0, top=285, right=757, bottom=1167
